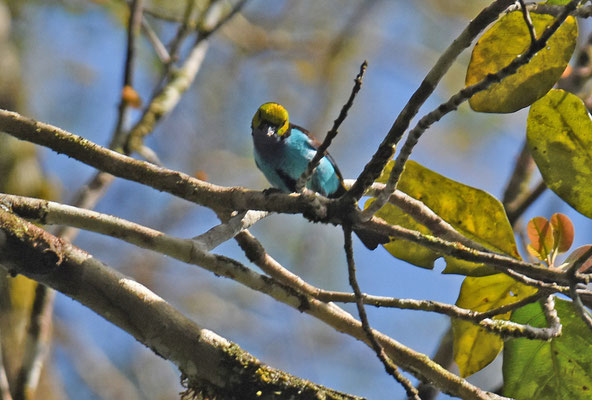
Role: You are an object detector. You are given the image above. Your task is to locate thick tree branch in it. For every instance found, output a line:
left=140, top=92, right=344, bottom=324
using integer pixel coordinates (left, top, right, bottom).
left=0, top=210, right=362, bottom=400
left=0, top=207, right=504, bottom=400
left=1, top=193, right=558, bottom=339
left=0, top=110, right=577, bottom=286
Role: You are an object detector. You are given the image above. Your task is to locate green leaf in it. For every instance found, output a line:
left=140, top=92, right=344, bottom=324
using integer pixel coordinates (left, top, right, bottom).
left=369, top=160, right=519, bottom=275
left=466, top=11, right=577, bottom=113
left=503, top=298, right=592, bottom=399
left=453, top=274, right=537, bottom=377
left=527, top=89, right=592, bottom=218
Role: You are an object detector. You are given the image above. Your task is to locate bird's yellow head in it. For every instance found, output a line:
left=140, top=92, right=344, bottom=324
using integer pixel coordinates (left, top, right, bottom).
left=252, top=102, right=290, bottom=137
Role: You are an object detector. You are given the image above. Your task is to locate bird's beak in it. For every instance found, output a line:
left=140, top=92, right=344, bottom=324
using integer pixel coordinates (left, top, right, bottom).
left=266, top=125, right=276, bottom=137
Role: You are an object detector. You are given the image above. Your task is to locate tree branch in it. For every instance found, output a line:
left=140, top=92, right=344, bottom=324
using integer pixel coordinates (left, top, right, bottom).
left=363, top=0, right=582, bottom=220
left=0, top=110, right=577, bottom=286
left=0, top=206, right=503, bottom=400
left=343, top=226, right=419, bottom=400
left=0, top=210, right=363, bottom=400
left=345, top=0, right=516, bottom=202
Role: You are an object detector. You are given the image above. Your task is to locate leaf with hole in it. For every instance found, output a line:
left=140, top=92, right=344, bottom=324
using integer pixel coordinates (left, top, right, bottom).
left=367, top=161, right=519, bottom=275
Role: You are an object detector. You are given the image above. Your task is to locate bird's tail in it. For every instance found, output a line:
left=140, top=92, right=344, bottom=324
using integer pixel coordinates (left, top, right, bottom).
left=354, top=228, right=390, bottom=250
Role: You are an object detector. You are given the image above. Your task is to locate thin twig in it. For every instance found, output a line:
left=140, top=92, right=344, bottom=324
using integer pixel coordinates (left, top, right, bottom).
left=502, top=140, right=535, bottom=213
left=141, top=18, right=171, bottom=64
left=506, top=180, right=547, bottom=226
left=306, top=1, right=380, bottom=132
left=13, top=285, right=56, bottom=400
left=164, top=0, right=199, bottom=70
left=507, top=2, right=592, bottom=17
left=345, top=0, right=516, bottom=202
left=518, top=0, right=536, bottom=44
left=296, top=61, right=368, bottom=192
left=362, top=0, right=581, bottom=220
left=343, top=226, right=420, bottom=400
left=344, top=180, right=490, bottom=252
left=110, top=0, right=145, bottom=149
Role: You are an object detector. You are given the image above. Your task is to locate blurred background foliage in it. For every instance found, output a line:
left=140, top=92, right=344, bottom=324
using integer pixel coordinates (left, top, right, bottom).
left=0, top=1, right=590, bottom=399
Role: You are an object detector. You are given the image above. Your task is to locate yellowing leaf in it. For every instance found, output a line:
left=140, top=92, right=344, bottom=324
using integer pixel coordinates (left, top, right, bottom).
left=466, top=12, right=577, bottom=113
left=527, top=89, right=592, bottom=218
left=369, top=161, right=519, bottom=275
left=453, top=274, right=537, bottom=377
left=368, top=198, right=439, bottom=269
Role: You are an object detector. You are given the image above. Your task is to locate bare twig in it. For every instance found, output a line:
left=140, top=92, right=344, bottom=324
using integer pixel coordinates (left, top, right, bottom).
left=518, top=0, right=536, bottom=44
left=507, top=2, right=592, bottom=17
left=13, top=285, right=55, bottom=400
left=165, top=0, right=200, bottom=69
left=296, top=61, right=368, bottom=192
left=110, top=0, right=145, bottom=149
left=141, top=18, right=171, bottom=64
left=344, top=180, right=490, bottom=252
left=502, top=141, right=535, bottom=209
left=506, top=180, right=547, bottom=226
left=343, top=226, right=419, bottom=400
left=362, top=0, right=581, bottom=220
left=345, top=0, right=516, bottom=202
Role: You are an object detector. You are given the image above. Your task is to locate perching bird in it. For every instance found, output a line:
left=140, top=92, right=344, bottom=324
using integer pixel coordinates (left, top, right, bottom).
left=251, top=102, right=388, bottom=250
